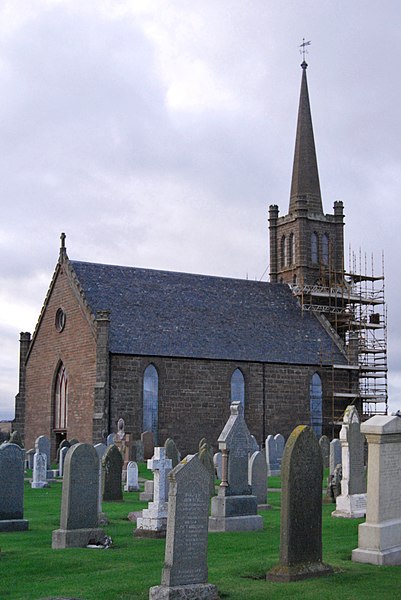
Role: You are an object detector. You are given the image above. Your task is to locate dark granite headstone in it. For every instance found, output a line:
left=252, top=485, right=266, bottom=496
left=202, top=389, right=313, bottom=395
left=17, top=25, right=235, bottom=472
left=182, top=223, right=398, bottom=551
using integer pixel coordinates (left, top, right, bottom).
left=0, top=443, right=29, bottom=531
left=56, top=439, right=71, bottom=464
left=141, top=431, right=154, bottom=460
left=319, top=435, right=330, bottom=469
left=267, top=425, right=333, bottom=582
left=52, top=443, right=105, bottom=548
left=102, top=444, right=123, bottom=502
left=149, top=454, right=218, bottom=600
left=164, top=438, right=180, bottom=468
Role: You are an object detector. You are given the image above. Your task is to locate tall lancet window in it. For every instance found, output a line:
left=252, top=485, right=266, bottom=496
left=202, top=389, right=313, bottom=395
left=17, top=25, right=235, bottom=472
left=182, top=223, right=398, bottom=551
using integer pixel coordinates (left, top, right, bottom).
left=54, top=363, right=68, bottom=430
left=311, top=232, right=318, bottom=264
left=281, top=235, right=287, bottom=268
left=310, top=373, right=322, bottom=437
left=322, top=233, right=329, bottom=265
left=231, top=368, right=245, bottom=408
left=288, top=232, right=295, bottom=265
left=143, top=364, right=158, bottom=443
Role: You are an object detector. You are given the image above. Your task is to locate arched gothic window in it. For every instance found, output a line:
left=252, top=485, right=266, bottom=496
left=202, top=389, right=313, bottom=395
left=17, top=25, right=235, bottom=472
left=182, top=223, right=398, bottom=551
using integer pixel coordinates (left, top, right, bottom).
left=311, top=232, right=318, bottom=264
left=288, top=232, right=295, bottom=265
left=143, top=364, right=158, bottom=443
left=280, top=236, right=287, bottom=268
left=310, top=373, right=322, bottom=437
left=54, top=363, right=68, bottom=430
left=322, top=233, right=329, bottom=265
left=231, top=368, right=245, bottom=408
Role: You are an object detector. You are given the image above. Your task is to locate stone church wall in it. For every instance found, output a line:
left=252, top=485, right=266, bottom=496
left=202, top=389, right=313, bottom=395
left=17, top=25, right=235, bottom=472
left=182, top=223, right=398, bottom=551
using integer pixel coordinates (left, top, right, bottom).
left=23, top=265, right=97, bottom=458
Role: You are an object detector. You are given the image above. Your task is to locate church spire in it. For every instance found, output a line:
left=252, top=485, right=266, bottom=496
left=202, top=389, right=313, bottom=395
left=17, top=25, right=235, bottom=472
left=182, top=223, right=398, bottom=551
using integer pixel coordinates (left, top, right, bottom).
left=289, top=61, right=323, bottom=215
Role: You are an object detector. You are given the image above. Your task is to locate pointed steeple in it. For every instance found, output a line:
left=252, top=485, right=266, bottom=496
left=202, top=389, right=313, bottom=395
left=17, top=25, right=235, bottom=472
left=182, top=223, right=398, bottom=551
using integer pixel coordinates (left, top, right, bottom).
left=289, top=61, right=323, bottom=215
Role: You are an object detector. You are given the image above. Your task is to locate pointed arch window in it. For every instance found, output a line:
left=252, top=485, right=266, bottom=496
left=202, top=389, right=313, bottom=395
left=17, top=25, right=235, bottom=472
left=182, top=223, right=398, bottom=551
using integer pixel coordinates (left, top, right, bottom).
left=281, top=235, right=287, bottom=268
left=54, top=363, right=68, bottom=430
left=288, top=232, right=295, bottom=265
left=311, top=232, right=318, bottom=264
left=143, top=364, right=158, bottom=443
left=231, top=368, right=245, bottom=408
left=322, top=233, right=329, bottom=265
left=310, top=372, right=322, bottom=437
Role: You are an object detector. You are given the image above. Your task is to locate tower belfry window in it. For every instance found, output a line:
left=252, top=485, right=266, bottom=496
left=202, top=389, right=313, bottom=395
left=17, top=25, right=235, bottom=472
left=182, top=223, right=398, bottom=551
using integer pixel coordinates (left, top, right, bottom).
left=289, top=233, right=295, bottom=265
left=281, top=236, right=287, bottom=268
left=311, top=232, right=318, bottom=264
left=322, top=233, right=329, bottom=265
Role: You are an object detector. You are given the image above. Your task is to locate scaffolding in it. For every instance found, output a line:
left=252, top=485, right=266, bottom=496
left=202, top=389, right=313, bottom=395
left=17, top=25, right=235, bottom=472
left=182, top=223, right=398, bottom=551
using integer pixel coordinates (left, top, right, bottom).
left=290, top=249, right=388, bottom=423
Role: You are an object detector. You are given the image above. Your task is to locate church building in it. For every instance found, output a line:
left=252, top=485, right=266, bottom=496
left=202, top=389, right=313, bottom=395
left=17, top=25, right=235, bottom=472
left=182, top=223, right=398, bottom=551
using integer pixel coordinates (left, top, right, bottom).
left=14, top=62, right=358, bottom=458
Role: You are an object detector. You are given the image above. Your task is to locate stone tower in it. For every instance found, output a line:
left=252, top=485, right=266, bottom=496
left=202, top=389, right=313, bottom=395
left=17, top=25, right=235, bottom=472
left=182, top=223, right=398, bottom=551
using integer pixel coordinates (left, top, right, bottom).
left=269, top=61, right=344, bottom=287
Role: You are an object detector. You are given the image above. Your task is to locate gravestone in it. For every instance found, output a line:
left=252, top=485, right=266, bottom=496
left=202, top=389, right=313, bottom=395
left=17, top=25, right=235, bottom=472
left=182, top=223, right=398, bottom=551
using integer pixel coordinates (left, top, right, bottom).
left=319, top=435, right=330, bottom=469
left=352, top=415, right=401, bottom=565
left=94, top=443, right=107, bottom=518
left=329, top=439, right=342, bottom=475
left=149, top=454, right=218, bottom=600
left=31, top=452, right=48, bottom=488
left=9, top=430, right=23, bottom=448
left=52, top=443, right=105, bottom=548
left=59, top=446, right=69, bottom=477
left=35, top=435, right=51, bottom=469
left=116, top=417, right=125, bottom=440
left=209, top=402, right=263, bottom=532
left=164, top=438, right=180, bottom=468
left=69, top=438, right=79, bottom=446
left=0, top=443, right=29, bottom=531
left=250, top=434, right=259, bottom=454
left=132, top=440, right=144, bottom=463
left=198, top=438, right=215, bottom=497
left=267, top=425, right=332, bottom=582
left=106, top=433, right=115, bottom=446
left=25, top=448, right=35, bottom=470
left=248, top=450, right=268, bottom=506
left=56, top=439, right=71, bottom=463
left=213, top=452, right=222, bottom=480
left=140, top=479, right=154, bottom=502
left=141, top=431, right=154, bottom=460
left=332, top=405, right=367, bottom=518
left=124, top=461, right=140, bottom=492
left=102, top=444, right=123, bottom=502
left=135, top=447, right=172, bottom=537
left=274, top=433, right=285, bottom=468
left=326, top=464, right=342, bottom=504
left=265, top=435, right=280, bottom=476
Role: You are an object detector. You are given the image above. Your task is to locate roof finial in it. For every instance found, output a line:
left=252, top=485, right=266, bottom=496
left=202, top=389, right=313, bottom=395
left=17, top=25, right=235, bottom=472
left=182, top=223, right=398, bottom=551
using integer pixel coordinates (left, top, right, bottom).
left=59, top=232, right=67, bottom=263
left=299, top=38, right=311, bottom=68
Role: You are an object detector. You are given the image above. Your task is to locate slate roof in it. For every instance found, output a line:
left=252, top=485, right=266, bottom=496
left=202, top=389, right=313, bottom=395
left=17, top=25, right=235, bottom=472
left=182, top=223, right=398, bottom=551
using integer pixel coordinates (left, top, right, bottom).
left=71, top=260, right=347, bottom=366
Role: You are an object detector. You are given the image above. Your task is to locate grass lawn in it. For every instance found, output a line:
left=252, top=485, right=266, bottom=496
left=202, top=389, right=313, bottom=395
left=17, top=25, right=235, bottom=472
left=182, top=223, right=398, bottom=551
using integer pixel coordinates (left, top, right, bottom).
left=0, top=472, right=399, bottom=600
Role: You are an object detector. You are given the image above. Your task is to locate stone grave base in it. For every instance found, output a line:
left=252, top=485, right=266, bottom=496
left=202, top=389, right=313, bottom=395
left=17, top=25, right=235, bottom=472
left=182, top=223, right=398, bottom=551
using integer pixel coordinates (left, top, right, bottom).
left=149, top=583, right=219, bottom=599
left=31, top=482, right=49, bottom=489
left=257, top=503, right=272, bottom=511
left=0, top=519, right=29, bottom=532
left=208, top=514, right=263, bottom=532
left=267, top=561, right=333, bottom=582
left=52, top=527, right=106, bottom=549
left=124, top=484, right=140, bottom=492
left=134, top=527, right=166, bottom=539
left=352, top=520, right=401, bottom=565
left=332, top=493, right=366, bottom=519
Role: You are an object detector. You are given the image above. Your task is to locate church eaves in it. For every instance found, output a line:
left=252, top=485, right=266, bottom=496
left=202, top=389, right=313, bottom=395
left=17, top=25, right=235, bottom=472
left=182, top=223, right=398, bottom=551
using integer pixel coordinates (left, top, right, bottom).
left=289, top=61, right=323, bottom=215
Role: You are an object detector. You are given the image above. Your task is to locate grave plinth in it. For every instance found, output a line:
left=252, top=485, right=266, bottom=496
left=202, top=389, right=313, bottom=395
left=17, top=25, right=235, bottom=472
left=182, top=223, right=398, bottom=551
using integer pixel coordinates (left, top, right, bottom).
left=352, top=415, right=401, bottom=565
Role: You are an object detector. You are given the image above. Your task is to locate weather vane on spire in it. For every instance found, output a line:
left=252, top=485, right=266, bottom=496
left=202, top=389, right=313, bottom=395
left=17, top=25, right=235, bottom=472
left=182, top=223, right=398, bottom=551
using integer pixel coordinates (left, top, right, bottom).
left=299, top=38, right=311, bottom=62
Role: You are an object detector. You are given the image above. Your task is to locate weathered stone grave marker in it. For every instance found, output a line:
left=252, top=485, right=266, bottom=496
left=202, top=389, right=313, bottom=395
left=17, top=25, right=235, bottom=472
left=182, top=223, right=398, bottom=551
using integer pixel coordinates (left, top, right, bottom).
left=124, top=461, right=140, bottom=492
left=102, top=444, right=123, bottom=502
left=0, top=443, right=29, bottom=531
left=319, top=435, right=330, bottom=469
left=31, top=452, right=48, bottom=488
left=164, top=438, right=180, bottom=468
left=249, top=450, right=269, bottom=507
left=141, top=431, right=154, bottom=460
left=198, top=438, right=215, bottom=497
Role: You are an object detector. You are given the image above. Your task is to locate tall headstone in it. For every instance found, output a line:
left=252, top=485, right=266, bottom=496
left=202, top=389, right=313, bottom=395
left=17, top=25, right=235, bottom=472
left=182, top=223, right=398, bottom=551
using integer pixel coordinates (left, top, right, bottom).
left=198, top=438, right=215, bottom=497
left=352, top=415, right=401, bottom=565
left=164, top=438, right=181, bottom=468
left=149, top=454, right=218, bottom=600
left=0, top=443, right=29, bottom=531
left=52, top=443, right=105, bottom=548
left=141, top=431, right=155, bottom=460
left=274, top=433, right=285, bottom=468
left=329, top=439, right=342, bottom=475
left=135, top=447, right=172, bottom=538
left=332, top=405, right=367, bottom=518
left=209, top=402, right=263, bottom=532
left=267, top=425, right=332, bottom=582
left=94, top=443, right=107, bottom=518
left=25, top=448, right=35, bottom=470
left=132, top=440, right=144, bottom=463
left=102, top=444, right=123, bottom=502
left=56, top=439, right=70, bottom=463
left=265, top=435, right=280, bottom=476
left=116, top=417, right=125, bottom=440
left=140, top=479, right=154, bottom=502
left=106, top=433, right=115, bottom=446
left=124, top=461, right=140, bottom=492
left=35, top=435, right=51, bottom=469
left=59, top=446, right=69, bottom=477
left=213, top=452, right=222, bottom=480
left=31, top=452, right=48, bottom=488
left=319, top=435, right=330, bottom=469
left=248, top=451, right=268, bottom=506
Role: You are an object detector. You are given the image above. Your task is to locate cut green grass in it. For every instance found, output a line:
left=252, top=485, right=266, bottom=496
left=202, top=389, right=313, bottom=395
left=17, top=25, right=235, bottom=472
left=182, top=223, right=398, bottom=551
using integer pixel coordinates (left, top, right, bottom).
left=0, top=473, right=399, bottom=600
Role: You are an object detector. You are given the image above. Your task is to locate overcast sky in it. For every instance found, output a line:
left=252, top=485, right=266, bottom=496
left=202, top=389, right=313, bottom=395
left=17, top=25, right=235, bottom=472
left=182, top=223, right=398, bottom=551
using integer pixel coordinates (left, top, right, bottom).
left=1, top=0, right=400, bottom=420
